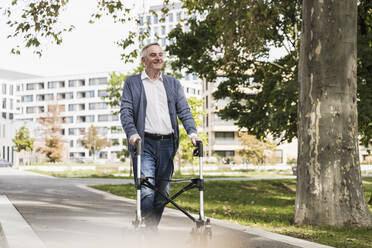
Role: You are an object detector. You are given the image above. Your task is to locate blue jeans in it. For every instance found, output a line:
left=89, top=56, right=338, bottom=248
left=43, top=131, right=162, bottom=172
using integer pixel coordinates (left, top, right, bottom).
left=132, top=137, right=175, bottom=227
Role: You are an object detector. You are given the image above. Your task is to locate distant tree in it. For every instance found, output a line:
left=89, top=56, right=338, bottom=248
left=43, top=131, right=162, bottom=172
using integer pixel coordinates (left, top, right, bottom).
left=36, top=104, right=65, bottom=162
left=79, top=125, right=111, bottom=161
left=238, top=131, right=276, bottom=166
left=13, top=126, right=34, bottom=152
left=12, top=126, right=34, bottom=165
left=102, top=71, right=135, bottom=173
left=176, top=97, right=207, bottom=174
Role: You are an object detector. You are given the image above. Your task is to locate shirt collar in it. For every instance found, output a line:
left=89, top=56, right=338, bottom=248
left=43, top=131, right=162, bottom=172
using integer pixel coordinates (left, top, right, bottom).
left=141, top=71, right=163, bottom=82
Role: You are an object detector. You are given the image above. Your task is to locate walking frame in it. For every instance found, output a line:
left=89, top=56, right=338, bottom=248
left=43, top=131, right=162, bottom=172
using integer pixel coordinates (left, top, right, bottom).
left=132, top=139, right=212, bottom=237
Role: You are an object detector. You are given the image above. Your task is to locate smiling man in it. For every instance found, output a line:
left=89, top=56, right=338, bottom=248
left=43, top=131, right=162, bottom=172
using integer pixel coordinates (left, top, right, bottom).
left=120, top=43, right=200, bottom=230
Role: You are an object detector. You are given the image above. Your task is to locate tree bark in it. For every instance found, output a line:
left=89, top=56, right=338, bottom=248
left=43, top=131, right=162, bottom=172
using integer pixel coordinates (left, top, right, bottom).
left=296, top=0, right=372, bottom=226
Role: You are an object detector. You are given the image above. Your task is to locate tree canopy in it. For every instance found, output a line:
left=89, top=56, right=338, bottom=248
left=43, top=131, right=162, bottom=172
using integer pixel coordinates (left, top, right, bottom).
left=13, top=126, right=34, bottom=152
left=168, top=0, right=372, bottom=146
left=36, top=104, right=65, bottom=162
left=79, top=125, right=111, bottom=160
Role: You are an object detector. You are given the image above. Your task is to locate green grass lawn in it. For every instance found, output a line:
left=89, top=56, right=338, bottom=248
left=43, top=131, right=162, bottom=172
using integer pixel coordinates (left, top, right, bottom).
left=92, top=178, right=372, bottom=248
left=26, top=169, right=294, bottom=179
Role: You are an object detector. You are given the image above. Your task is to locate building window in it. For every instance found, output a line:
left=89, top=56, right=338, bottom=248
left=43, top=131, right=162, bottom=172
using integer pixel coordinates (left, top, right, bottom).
left=57, top=92, right=73, bottom=100
left=70, top=140, right=74, bottom=147
left=63, top=116, right=73, bottom=123
left=98, top=114, right=109, bottom=122
left=26, top=106, right=36, bottom=113
left=2, top=84, right=6, bottom=94
left=146, top=15, right=151, bottom=24
left=68, top=104, right=75, bottom=111
left=77, top=115, right=94, bottom=123
left=161, top=38, right=166, bottom=47
left=2, top=98, right=6, bottom=109
left=99, top=151, right=108, bottom=159
left=89, top=102, right=107, bottom=110
left=27, top=82, right=45, bottom=90
left=69, top=128, right=77, bottom=135
left=154, top=15, right=158, bottom=24
left=26, top=83, right=35, bottom=90
left=177, top=12, right=181, bottom=22
left=192, top=72, right=198, bottom=80
left=38, top=106, right=45, bottom=113
left=97, top=90, right=108, bottom=97
left=89, top=77, right=107, bottom=85
left=214, top=151, right=235, bottom=157
left=169, top=13, right=173, bottom=22
left=110, top=139, right=119, bottom=146
left=161, top=26, right=166, bottom=35
left=111, top=126, right=122, bottom=134
left=185, top=73, right=190, bottom=80
left=69, top=79, right=85, bottom=87
left=48, top=81, right=65, bottom=89
left=215, top=132, right=234, bottom=140
left=46, top=93, right=54, bottom=101
left=139, top=16, right=144, bottom=25
left=112, top=115, right=119, bottom=121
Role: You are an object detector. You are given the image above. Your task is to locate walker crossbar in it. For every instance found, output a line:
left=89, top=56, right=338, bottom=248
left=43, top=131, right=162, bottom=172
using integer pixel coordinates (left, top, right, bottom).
left=139, top=176, right=205, bottom=224
left=133, top=140, right=209, bottom=231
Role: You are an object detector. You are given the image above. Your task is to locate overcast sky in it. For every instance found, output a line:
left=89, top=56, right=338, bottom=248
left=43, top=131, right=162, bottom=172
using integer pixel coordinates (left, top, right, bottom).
left=0, top=0, right=145, bottom=77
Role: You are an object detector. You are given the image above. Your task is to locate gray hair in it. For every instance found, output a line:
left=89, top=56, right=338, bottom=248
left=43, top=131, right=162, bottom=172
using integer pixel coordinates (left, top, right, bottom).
left=141, top=42, right=161, bottom=58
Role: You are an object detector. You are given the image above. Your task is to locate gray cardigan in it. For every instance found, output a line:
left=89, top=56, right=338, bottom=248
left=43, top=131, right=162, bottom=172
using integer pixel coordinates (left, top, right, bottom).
left=120, top=73, right=197, bottom=157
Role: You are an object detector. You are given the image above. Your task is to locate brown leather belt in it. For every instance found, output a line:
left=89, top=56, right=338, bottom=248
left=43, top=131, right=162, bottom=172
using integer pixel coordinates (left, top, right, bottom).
left=144, top=132, right=173, bottom=140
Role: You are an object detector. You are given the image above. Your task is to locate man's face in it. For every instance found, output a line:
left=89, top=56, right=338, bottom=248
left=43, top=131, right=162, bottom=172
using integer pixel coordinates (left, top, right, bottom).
left=142, top=45, right=164, bottom=71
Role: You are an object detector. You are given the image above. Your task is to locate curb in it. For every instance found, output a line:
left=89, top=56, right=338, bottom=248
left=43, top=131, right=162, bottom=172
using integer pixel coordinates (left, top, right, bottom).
left=78, top=184, right=334, bottom=248
left=0, top=195, right=47, bottom=248
left=0, top=222, right=10, bottom=248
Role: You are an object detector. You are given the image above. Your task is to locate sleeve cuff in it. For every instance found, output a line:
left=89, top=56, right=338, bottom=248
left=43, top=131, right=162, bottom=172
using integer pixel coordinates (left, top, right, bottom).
left=188, top=133, right=197, bottom=138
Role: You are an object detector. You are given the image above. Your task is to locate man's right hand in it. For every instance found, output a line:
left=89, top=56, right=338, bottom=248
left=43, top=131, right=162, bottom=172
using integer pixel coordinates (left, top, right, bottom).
left=129, top=134, right=141, bottom=146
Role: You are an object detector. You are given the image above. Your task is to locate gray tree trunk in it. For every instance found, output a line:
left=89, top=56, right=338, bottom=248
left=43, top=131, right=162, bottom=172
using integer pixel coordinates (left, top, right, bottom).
left=296, top=0, right=372, bottom=226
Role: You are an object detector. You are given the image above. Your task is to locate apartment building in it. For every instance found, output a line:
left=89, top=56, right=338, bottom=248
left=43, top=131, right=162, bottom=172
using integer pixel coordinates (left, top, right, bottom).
left=138, top=2, right=202, bottom=100
left=15, top=72, right=125, bottom=162
left=202, top=77, right=298, bottom=164
left=0, top=69, right=40, bottom=164
left=202, top=78, right=242, bottom=159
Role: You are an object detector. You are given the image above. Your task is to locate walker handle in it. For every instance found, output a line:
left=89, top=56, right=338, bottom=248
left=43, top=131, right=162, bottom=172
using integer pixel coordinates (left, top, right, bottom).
left=193, top=140, right=203, bottom=157
left=135, top=138, right=141, bottom=155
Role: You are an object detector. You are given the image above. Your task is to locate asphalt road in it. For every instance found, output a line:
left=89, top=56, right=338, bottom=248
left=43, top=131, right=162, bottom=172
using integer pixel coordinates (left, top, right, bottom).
left=0, top=168, right=329, bottom=248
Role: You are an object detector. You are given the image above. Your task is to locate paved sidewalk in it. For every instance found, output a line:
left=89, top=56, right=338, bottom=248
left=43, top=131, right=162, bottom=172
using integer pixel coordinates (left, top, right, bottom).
left=0, top=168, right=333, bottom=248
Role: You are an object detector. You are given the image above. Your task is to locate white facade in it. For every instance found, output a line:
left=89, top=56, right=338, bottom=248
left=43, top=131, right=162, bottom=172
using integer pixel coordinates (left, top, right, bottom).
left=0, top=117, right=16, bottom=164
left=1, top=75, right=25, bottom=163
left=15, top=72, right=125, bottom=162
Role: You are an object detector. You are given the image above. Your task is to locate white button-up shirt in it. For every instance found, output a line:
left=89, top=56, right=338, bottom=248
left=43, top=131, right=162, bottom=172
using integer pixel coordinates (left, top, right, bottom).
left=141, top=71, right=173, bottom=135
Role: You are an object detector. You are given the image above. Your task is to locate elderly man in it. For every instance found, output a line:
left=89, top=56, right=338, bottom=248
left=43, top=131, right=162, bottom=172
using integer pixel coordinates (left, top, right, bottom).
left=120, top=42, right=200, bottom=229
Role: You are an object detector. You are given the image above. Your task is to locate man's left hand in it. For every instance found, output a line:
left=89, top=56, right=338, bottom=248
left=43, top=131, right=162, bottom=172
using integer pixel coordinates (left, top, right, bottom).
left=191, top=136, right=202, bottom=147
